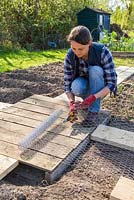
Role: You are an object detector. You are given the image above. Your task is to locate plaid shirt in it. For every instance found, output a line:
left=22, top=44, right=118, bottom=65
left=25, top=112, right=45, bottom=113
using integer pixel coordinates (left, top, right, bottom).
left=64, top=45, right=117, bottom=94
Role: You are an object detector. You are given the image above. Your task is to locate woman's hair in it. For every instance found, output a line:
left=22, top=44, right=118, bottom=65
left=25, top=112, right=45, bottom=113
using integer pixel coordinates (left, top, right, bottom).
left=67, top=25, right=92, bottom=45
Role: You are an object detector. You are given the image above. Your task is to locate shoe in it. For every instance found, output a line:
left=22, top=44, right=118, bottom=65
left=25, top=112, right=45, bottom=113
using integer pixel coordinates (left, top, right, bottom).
left=80, top=111, right=98, bottom=127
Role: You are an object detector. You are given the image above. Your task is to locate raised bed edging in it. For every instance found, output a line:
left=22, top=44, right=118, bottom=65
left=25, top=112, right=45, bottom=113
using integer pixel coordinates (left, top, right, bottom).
left=112, top=51, right=134, bottom=58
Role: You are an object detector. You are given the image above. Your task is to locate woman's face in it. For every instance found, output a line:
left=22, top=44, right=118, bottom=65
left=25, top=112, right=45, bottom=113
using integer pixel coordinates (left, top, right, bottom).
left=70, top=40, right=91, bottom=59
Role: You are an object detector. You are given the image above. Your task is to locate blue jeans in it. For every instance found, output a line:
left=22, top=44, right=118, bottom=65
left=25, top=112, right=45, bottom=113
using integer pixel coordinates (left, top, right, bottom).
left=71, top=65, right=105, bottom=112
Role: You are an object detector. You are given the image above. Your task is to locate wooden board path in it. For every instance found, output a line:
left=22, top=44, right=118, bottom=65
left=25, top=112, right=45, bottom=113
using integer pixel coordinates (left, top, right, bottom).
left=0, top=66, right=133, bottom=182
left=0, top=95, right=100, bottom=183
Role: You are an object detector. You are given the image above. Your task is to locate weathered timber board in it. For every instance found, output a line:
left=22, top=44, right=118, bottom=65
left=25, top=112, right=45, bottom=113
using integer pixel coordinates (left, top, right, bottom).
left=110, top=176, right=134, bottom=200
left=0, top=107, right=90, bottom=140
left=0, top=154, right=18, bottom=180
left=0, top=120, right=81, bottom=149
left=0, top=97, right=92, bottom=172
left=0, top=111, right=41, bottom=127
left=14, top=101, right=67, bottom=119
left=116, top=66, right=131, bottom=74
left=0, top=110, right=89, bottom=141
left=22, top=96, right=69, bottom=111
left=0, top=140, right=62, bottom=171
left=0, top=104, right=90, bottom=140
left=1, top=106, right=49, bottom=121
left=0, top=113, right=81, bottom=159
left=0, top=95, right=110, bottom=174
left=0, top=130, right=80, bottom=160
left=91, top=124, right=134, bottom=152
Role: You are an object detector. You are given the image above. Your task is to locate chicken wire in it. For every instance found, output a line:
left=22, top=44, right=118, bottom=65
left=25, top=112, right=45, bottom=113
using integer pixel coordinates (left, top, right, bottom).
left=85, top=141, right=134, bottom=180
left=19, top=109, right=109, bottom=161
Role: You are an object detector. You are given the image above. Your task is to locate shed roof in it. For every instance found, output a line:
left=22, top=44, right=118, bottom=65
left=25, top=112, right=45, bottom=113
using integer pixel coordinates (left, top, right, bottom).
left=77, top=7, right=111, bottom=15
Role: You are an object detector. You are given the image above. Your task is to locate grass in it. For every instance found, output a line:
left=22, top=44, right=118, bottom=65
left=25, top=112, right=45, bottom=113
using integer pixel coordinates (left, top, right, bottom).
left=0, top=48, right=134, bottom=73
left=114, top=57, right=134, bottom=67
left=0, top=49, right=67, bottom=72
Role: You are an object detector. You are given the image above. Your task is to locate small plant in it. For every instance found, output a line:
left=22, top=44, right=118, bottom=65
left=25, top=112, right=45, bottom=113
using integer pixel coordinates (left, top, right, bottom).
left=118, top=85, right=124, bottom=93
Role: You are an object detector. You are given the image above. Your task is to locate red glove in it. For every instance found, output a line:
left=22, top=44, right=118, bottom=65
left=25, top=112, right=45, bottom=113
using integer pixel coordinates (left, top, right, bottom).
left=69, top=100, right=76, bottom=112
left=76, top=94, right=96, bottom=110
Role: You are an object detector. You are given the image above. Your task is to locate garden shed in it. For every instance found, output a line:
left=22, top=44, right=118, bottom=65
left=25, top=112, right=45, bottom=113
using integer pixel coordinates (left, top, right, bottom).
left=77, top=7, right=111, bottom=41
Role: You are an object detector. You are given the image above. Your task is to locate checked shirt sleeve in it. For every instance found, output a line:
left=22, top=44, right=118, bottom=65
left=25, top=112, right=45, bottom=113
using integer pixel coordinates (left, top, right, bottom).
left=101, top=46, right=117, bottom=92
left=64, top=51, right=74, bottom=93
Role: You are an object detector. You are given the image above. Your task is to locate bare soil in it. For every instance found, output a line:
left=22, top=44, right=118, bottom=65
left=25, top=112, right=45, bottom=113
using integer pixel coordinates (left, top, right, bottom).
left=0, top=63, right=134, bottom=200
left=0, top=62, right=64, bottom=104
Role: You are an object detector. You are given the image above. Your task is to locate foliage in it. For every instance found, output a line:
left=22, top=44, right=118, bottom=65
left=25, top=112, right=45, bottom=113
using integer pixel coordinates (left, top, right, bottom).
left=111, top=0, right=134, bottom=30
left=0, top=0, right=106, bottom=50
left=0, top=0, right=100, bottom=50
left=100, top=30, right=134, bottom=51
left=0, top=0, right=133, bottom=51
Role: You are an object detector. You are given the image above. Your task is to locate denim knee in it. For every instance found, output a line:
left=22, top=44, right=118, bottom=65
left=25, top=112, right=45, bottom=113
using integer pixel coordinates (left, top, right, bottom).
left=71, top=77, right=89, bottom=97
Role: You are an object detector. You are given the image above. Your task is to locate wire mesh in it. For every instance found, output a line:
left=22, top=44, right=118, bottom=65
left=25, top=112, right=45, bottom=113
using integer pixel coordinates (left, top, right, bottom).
left=85, top=141, right=134, bottom=180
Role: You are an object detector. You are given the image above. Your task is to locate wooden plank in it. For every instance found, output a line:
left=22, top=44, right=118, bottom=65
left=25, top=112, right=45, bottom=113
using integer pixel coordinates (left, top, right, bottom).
left=1, top=106, right=48, bottom=121
left=0, top=127, right=26, bottom=143
left=0, top=140, right=61, bottom=171
left=118, top=72, right=133, bottom=80
left=0, top=103, right=110, bottom=143
left=0, top=126, right=80, bottom=159
left=11, top=101, right=94, bottom=140
left=0, top=112, right=88, bottom=142
left=0, top=123, right=81, bottom=159
left=0, top=111, right=41, bottom=127
left=0, top=104, right=90, bottom=141
left=0, top=113, right=83, bottom=159
left=0, top=154, right=18, bottom=180
left=116, top=66, right=130, bottom=74
left=46, top=122, right=93, bottom=140
left=14, top=101, right=59, bottom=115
left=42, top=94, right=69, bottom=105
left=0, top=121, right=81, bottom=148
left=0, top=120, right=32, bottom=135
left=14, top=101, right=67, bottom=118
left=0, top=107, right=87, bottom=141
left=29, top=141, right=74, bottom=159
left=30, top=94, right=82, bottom=106
left=110, top=176, right=134, bottom=200
left=91, top=124, right=134, bottom=152
left=116, top=66, right=134, bottom=84
left=0, top=102, right=12, bottom=110
left=26, top=95, right=69, bottom=110
left=117, top=77, right=127, bottom=85
left=125, top=67, right=134, bottom=73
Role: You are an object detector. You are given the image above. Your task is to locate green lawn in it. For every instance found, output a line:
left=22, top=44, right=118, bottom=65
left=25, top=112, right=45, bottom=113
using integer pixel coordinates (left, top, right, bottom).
left=0, top=49, right=134, bottom=73
left=0, top=49, right=67, bottom=72
left=114, top=57, right=134, bottom=67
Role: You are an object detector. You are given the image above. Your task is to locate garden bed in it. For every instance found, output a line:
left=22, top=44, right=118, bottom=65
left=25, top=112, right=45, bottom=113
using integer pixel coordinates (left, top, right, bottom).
left=0, top=63, right=134, bottom=200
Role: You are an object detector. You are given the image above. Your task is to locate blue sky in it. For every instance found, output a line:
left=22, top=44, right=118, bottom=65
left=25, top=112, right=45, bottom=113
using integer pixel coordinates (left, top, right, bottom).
left=108, top=0, right=126, bottom=10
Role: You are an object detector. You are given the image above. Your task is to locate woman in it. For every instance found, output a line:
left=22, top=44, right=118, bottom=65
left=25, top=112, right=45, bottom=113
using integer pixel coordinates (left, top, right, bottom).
left=64, top=25, right=117, bottom=126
